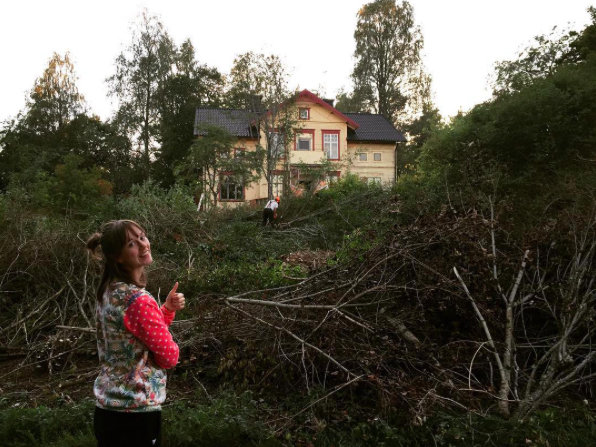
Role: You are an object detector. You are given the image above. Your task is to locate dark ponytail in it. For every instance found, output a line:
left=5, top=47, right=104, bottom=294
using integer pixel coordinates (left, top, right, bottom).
left=86, top=232, right=102, bottom=255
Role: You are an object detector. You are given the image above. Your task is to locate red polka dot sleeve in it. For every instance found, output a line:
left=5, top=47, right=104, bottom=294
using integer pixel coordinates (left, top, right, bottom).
left=123, top=294, right=180, bottom=369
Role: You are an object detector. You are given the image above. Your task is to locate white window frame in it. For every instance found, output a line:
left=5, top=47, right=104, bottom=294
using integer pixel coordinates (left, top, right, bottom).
left=270, top=132, right=285, bottom=158
left=323, top=133, right=339, bottom=160
left=271, top=174, right=284, bottom=197
left=219, top=175, right=244, bottom=201
left=299, top=108, right=309, bottom=120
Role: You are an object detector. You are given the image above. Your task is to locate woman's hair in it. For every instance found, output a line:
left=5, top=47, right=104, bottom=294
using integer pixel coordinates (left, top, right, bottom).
left=86, top=220, right=148, bottom=302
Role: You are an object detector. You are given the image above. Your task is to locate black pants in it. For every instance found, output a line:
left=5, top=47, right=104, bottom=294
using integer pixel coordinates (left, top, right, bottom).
left=262, top=208, right=274, bottom=226
left=94, top=406, right=162, bottom=447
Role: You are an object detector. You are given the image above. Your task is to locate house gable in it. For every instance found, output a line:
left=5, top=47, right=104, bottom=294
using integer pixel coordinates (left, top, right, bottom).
left=296, top=90, right=359, bottom=130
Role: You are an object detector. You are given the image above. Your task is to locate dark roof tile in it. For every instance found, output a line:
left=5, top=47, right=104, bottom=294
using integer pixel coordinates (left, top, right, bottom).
left=194, top=109, right=406, bottom=143
left=344, top=113, right=406, bottom=143
left=194, top=109, right=257, bottom=138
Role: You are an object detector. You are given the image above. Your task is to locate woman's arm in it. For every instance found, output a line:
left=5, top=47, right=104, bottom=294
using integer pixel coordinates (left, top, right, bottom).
left=124, top=294, right=180, bottom=369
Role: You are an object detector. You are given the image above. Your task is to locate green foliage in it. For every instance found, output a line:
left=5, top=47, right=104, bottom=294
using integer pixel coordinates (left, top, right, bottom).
left=115, top=181, right=198, bottom=241
left=0, top=393, right=282, bottom=447
left=334, top=87, right=368, bottom=113
left=0, top=402, right=94, bottom=447
left=224, top=52, right=290, bottom=109
left=52, top=154, right=113, bottom=212
left=566, top=7, right=596, bottom=61
left=4, top=153, right=113, bottom=215
left=154, top=39, right=225, bottom=188
left=288, top=407, right=596, bottom=446
left=0, top=54, right=137, bottom=197
left=0, top=400, right=592, bottom=447
left=399, top=102, right=443, bottom=176
left=400, top=52, right=596, bottom=227
left=181, top=124, right=264, bottom=207
left=351, top=0, right=425, bottom=124
left=23, top=52, right=85, bottom=134
left=163, top=392, right=281, bottom=447
left=492, top=27, right=576, bottom=96
left=107, top=11, right=176, bottom=168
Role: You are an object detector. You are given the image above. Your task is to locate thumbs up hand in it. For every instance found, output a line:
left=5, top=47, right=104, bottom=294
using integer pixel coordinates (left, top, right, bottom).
left=165, top=282, right=185, bottom=312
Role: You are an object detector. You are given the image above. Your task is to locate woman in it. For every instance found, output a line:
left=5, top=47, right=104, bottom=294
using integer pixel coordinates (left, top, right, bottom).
left=87, top=220, right=185, bottom=447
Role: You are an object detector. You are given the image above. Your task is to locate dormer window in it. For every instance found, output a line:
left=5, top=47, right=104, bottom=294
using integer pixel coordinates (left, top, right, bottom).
left=299, top=108, right=310, bottom=120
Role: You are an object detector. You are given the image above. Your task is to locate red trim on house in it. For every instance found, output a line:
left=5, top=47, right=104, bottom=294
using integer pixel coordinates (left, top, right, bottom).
left=252, top=89, right=359, bottom=130
left=297, top=90, right=359, bottom=129
left=271, top=169, right=286, bottom=175
left=322, top=129, right=340, bottom=160
left=294, top=129, right=315, bottom=151
left=298, top=107, right=310, bottom=120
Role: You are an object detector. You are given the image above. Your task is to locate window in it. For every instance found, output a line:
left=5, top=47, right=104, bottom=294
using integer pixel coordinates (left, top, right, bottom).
left=373, top=153, right=382, bottom=161
left=233, top=148, right=245, bottom=159
left=323, top=131, right=339, bottom=160
left=270, top=133, right=285, bottom=158
left=219, top=175, right=244, bottom=201
left=298, top=137, right=311, bottom=150
left=296, top=131, right=313, bottom=151
left=299, top=108, right=310, bottom=120
left=271, top=173, right=284, bottom=197
left=358, top=153, right=368, bottom=161
left=367, top=177, right=382, bottom=185
left=326, top=171, right=340, bottom=184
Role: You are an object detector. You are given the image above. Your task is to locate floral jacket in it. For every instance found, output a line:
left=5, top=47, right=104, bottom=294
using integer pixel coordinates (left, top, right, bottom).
left=94, top=282, right=179, bottom=412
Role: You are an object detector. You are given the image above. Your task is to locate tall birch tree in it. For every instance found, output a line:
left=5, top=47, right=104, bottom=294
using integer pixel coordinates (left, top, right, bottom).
left=351, top=0, right=424, bottom=125
left=107, top=10, right=175, bottom=172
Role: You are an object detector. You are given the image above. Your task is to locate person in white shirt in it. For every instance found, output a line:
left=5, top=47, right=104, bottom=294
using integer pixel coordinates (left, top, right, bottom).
left=262, top=196, right=280, bottom=226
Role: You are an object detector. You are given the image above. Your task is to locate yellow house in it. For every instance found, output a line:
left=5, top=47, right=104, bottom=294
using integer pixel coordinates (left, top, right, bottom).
left=194, top=89, right=406, bottom=207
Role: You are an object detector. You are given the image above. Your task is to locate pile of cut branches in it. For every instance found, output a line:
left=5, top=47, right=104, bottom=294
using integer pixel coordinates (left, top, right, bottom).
left=189, top=202, right=596, bottom=422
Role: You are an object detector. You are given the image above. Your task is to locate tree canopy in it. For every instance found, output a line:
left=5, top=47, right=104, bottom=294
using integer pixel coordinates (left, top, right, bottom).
left=401, top=12, right=596, bottom=225
left=107, top=11, right=176, bottom=170
left=349, top=0, right=425, bottom=126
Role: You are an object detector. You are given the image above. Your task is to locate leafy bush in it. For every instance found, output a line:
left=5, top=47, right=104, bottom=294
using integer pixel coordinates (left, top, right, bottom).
left=404, top=55, right=596, bottom=230
left=4, top=153, right=113, bottom=215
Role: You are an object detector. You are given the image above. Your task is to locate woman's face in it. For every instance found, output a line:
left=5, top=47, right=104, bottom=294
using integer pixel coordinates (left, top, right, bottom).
left=117, top=225, right=152, bottom=272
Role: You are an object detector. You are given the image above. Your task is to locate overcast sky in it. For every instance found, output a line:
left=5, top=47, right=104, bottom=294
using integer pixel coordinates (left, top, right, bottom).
left=0, top=0, right=593, bottom=124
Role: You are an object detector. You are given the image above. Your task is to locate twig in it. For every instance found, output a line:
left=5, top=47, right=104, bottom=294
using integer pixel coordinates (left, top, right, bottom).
left=225, top=302, right=354, bottom=377
left=274, top=374, right=364, bottom=433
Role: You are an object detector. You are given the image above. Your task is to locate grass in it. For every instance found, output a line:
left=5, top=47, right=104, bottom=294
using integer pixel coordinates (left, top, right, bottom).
left=0, top=392, right=281, bottom=447
left=1, top=394, right=593, bottom=447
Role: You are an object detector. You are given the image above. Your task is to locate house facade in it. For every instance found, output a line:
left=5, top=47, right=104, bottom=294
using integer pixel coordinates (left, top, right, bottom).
left=194, top=89, right=406, bottom=207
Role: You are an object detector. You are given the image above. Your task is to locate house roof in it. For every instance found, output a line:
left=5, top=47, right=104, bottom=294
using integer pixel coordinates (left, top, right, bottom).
left=345, top=113, right=406, bottom=143
left=194, top=108, right=257, bottom=138
left=194, top=94, right=406, bottom=144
